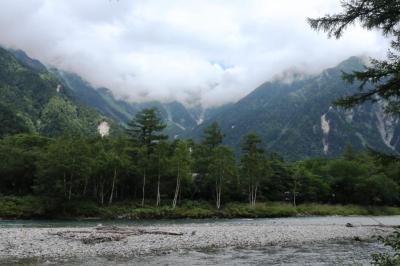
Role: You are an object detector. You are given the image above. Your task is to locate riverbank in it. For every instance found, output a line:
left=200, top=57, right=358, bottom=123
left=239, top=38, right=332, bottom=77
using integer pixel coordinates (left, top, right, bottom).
left=2, top=196, right=400, bottom=220
left=0, top=216, right=397, bottom=261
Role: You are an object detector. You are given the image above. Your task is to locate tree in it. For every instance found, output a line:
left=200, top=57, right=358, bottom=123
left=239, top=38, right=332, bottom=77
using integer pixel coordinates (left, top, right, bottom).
left=154, top=140, right=170, bottom=206
left=0, top=134, right=48, bottom=195
left=126, top=108, right=167, bottom=206
left=343, top=142, right=356, bottom=160
left=326, top=159, right=368, bottom=204
left=35, top=136, right=92, bottom=200
left=357, top=174, right=400, bottom=205
left=202, top=122, right=224, bottom=150
left=171, top=141, right=192, bottom=209
left=0, top=103, right=29, bottom=137
left=126, top=108, right=167, bottom=149
left=291, top=166, right=303, bottom=207
left=137, top=145, right=149, bottom=207
left=240, top=133, right=266, bottom=206
left=104, top=138, right=130, bottom=205
left=308, top=0, right=400, bottom=114
left=208, top=146, right=237, bottom=209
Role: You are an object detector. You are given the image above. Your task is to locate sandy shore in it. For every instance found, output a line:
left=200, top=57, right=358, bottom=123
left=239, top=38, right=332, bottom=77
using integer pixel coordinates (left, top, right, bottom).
left=0, top=217, right=395, bottom=260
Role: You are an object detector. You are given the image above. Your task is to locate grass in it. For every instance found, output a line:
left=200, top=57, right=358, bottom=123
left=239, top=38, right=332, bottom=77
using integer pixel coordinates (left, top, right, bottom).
left=1, top=196, right=400, bottom=219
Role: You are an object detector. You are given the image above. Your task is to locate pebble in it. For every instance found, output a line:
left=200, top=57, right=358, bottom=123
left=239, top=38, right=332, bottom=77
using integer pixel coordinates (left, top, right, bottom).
left=0, top=221, right=393, bottom=260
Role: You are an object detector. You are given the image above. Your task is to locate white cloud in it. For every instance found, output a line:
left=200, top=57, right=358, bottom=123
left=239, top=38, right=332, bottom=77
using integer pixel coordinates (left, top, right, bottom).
left=0, top=0, right=389, bottom=107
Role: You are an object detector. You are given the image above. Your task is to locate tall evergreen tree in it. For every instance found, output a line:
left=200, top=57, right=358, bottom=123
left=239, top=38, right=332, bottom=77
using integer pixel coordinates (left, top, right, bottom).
left=308, top=0, right=400, bottom=114
left=126, top=108, right=167, bottom=206
left=126, top=108, right=167, bottom=149
left=202, top=122, right=224, bottom=150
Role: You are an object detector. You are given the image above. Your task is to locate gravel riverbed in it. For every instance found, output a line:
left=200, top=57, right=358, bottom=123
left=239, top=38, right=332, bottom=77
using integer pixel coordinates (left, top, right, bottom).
left=0, top=216, right=397, bottom=260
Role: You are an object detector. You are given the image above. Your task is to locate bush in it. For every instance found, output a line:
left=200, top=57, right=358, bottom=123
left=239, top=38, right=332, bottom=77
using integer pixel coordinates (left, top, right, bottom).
left=61, top=200, right=101, bottom=217
left=1, top=197, right=400, bottom=219
left=0, top=196, right=47, bottom=218
left=371, top=231, right=400, bottom=265
left=223, top=202, right=297, bottom=218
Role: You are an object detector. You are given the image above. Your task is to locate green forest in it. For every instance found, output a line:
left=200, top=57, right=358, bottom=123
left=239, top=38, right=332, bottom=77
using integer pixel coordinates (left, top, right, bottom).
left=1, top=107, right=400, bottom=219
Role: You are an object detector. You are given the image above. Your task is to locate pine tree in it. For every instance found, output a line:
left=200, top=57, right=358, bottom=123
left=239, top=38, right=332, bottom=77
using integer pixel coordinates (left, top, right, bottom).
left=126, top=108, right=167, bottom=149
left=126, top=108, right=167, bottom=206
left=202, top=122, right=224, bottom=150
left=308, top=0, right=400, bottom=114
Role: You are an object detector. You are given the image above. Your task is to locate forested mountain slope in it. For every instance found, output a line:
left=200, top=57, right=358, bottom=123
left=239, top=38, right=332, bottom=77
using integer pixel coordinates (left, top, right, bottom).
left=6, top=49, right=399, bottom=160
left=193, top=57, right=400, bottom=160
left=51, top=69, right=227, bottom=138
left=0, top=48, right=110, bottom=137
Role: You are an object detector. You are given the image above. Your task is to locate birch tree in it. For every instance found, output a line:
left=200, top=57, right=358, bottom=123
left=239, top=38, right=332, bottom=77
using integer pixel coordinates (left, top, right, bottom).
left=171, top=141, right=191, bottom=209
left=240, top=133, right=266, bottom=207
left=154, top=141, right=170, bottom=207
left=208, top=146, right=236, bottom=209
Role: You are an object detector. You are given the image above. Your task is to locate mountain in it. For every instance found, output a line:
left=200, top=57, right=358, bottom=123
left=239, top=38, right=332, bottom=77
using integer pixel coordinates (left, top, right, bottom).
left=52, top=69, right=227, bottom=138
left=192, top=57, right=400, bottom=160
left=7, top=49, right=398, bottom=160
left=1, top=47, right=112, bottom=137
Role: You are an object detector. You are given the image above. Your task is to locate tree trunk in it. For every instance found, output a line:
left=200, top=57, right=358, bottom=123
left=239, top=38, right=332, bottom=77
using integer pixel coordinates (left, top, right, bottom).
left=216, top=176, right=222, bottom=209
left=217, top=167, right=224, bottom=209
left=156, top=174, right=161, bottom=207
left=63, top=172, right=67, bottom=198
left=141, top=168, right=146, bottom=207
left=83, top=177, right=88, bottom=197
left=109, top=168, right=117, bottom=205
left=172, top=163, right=180, bottom=209
left=68, top=173, right=73, bottom=201
left=215, top=179, right=220, bottom=209
left=156, top=156, right=161, bottom=207
left=293, top=181, right=297, bottom=208
left=100, top=180, right=104, bottom=206
left=253, top=183, right=258, bottom=206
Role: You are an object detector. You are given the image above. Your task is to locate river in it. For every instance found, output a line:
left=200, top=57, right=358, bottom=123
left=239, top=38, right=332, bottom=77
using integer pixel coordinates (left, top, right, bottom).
left=0, top=216, right=398, bottom=265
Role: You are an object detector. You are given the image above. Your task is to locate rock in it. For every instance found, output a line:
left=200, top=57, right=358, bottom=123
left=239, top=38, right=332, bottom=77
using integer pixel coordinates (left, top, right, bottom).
left=0, top=218, right=395, bottom=260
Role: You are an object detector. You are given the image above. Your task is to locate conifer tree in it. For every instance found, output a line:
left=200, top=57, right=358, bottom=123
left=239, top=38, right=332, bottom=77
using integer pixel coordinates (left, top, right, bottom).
left=308, top=0, right=400, bottom=114
left=202, top=122, right=224, bottom=150
left=127, top=108, right=167, bottom=149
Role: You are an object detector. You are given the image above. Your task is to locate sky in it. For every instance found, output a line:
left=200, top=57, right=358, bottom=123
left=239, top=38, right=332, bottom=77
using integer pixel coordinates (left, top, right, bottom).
left=0, top=0, right=389, bottom=107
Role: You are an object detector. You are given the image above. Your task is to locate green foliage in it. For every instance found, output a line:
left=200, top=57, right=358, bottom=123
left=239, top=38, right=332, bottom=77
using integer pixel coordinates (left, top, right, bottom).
left=0, top=196, right=47, bottom=218
left=126, top=108, right=167, bottom=148
left=0, top=47, right=110, bottom=138
left=0, top=102, right=29, bottom=137
left=191, top=56, right=400, bottom=160
left=240, top=133, right=267, bottom=206
left=372, top=231, right=400, bottom=265
left=202, top=122, right=224, bottom=150
left=208, top=145, right=237, bottom=208
left=309, top=0, right=400, bottom=114
left=0, top=108, right=399, bottom=220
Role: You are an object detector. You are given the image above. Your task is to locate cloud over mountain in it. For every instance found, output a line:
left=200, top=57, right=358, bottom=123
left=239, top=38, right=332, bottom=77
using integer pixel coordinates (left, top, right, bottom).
left=0, top=0, right=388, bottom=106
